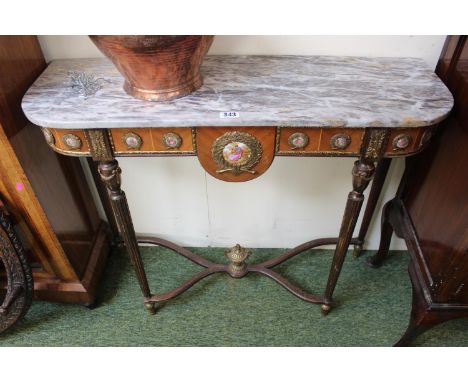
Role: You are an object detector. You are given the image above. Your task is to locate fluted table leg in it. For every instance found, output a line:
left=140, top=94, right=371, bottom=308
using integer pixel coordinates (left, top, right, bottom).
left=97, top=159, right=155, bottom=314
left=321, top=159, right=376, bottom=314
left=352, top=158, right=391, bottom=258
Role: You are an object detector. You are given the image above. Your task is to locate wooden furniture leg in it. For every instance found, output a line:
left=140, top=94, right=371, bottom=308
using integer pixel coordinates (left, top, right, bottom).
left=97, top=159, right=155, bottom=314
left=395, top=262, right=439, bottom=346
left=352, top=158, right=391, bottom=258
left=366, top=198, right=396, bottom=268
left=395, top=262, right=468, bottom=346
left=322, top=159, right=376, bottom=314
left=86, top=157, right=120, bottom=242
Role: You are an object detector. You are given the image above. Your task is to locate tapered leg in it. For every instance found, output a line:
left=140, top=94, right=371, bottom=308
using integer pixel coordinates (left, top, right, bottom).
left=366, top=199, right=395, bottom=268
left=322, top=159, right=375, bottom=314
left=97, top=160, right=155, bottom=314
left=352, top=158, right=391, bottom=258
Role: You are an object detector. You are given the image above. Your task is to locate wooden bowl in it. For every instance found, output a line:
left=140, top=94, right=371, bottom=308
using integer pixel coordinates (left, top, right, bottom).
left=89, top=35, right=214, bottom=101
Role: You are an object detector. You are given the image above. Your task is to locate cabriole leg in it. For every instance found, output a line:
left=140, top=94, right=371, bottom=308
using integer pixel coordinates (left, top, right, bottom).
left=322, top=159, right=375, bottom=314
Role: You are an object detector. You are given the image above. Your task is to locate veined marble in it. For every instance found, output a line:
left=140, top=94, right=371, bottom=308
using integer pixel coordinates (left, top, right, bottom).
left=22, top=55, right=453, bottom=129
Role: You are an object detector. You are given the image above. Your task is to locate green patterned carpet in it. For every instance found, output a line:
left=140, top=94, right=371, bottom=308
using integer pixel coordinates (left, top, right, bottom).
left=1, top=246, right=467, bottom=346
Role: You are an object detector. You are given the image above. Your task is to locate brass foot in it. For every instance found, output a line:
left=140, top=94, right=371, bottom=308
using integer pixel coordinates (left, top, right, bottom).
left=144, top=302, right=157, bottom=315
left=321, top=304, right=331, bottom=316
left=352, top=243, right=363, bottom=258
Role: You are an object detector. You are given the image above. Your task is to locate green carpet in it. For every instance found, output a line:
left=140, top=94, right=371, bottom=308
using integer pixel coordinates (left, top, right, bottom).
left=1, top=246, right=467, bottom=346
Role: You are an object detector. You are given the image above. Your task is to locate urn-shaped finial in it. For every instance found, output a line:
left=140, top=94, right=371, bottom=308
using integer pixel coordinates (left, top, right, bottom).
left=225, top=244, right=250, bottom=278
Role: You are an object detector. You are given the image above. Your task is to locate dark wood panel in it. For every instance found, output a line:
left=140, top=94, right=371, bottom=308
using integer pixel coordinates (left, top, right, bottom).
left=9, top=124, right=101, bottom=277
left=0, top=35, right=110, bottom=304
left=404, top=37, right=468, bottom=305
left=0, top=36, right=45, bottom=138
left=406, top=111, right=468, bottom=304
left=369, top=36, right=468, bottom=345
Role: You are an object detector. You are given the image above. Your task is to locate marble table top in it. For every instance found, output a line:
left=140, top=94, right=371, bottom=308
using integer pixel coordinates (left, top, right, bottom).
left=22, top=55, right=453, bottom=129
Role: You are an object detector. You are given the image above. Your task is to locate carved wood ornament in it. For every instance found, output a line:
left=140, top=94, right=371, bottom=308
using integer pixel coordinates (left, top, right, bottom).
left=0, top=207, right=33, bottom=334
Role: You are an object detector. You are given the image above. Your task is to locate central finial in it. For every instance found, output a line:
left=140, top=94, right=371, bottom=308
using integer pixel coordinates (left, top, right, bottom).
left=225, top=244, right=250, bottom=278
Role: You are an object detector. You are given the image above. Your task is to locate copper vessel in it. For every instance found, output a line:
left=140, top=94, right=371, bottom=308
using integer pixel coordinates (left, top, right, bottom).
left=89, top=35, right=214, bottom=101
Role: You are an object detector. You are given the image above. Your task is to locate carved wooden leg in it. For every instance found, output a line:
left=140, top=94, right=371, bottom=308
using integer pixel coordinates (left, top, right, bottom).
left=86, top=157, right=120, bottom=243
left=353, top=158, right=391, bottom=258
left=394, top=262, right=468, bottom=346
left=97, top=160, right=155, bottom=314
left=366, top=199, right=395, bottom=268
left=322, top=159, right=375, bottom=314
left=394, top=283, right=436, bottom=346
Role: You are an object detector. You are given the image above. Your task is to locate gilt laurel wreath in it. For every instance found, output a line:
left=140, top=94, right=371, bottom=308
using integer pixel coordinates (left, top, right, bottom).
left=211, top=131, right=262, bottom=175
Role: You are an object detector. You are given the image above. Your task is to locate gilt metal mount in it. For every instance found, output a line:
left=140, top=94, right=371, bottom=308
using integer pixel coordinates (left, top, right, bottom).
left=211, top=131, right=262, bottom=175
left=225, top=244, right=251, bottom=278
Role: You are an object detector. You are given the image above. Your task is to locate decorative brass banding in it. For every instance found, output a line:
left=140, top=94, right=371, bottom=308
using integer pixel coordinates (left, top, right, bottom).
left=365, top=129, right=387, bottom=161
left=62, top=133, right=82, bottom=150
left=163, top=132, right=182, bottom=149
left=191, top=127, right=198, bottom=153
left=123, top=132, right=143, bottom=150
left=392, top=134, right=412, bottom=151
left=84, top=129, right=113, bottom=160
left=330, top=134, right=351, bottom=150
left=211, top=131, right=262, bottom=175
left=288, top=132, right=309, bottom=149
left=41, top=128, right=55, bottom=145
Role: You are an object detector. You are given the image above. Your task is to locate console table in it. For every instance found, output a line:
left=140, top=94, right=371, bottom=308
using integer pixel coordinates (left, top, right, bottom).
left=21, top=55, right=453, bottom=315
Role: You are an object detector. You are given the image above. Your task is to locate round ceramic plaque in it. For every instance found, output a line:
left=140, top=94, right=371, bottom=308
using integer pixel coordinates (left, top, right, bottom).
left=393, top=134, right=412, bottom=151
left=288, top=132, right=309, bottom=149
left=163, top=132, right=182, bottom=149
left=62, top=134, right=82, bottom=150
left=222, top=142, right=252, bottom=165
left=123, top=132, right=142, bottom=150
left=330, top=134, right=351, bottom=150
left=211, top=131, right=262, bottom=175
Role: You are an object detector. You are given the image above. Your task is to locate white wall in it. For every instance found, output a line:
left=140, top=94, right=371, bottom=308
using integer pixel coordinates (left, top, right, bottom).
left=38, top=35, right=446, bottom=249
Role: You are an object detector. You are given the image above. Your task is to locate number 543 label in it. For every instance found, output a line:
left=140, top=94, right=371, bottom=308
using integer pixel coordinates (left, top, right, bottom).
left=219, top=111, right=240, bottom=118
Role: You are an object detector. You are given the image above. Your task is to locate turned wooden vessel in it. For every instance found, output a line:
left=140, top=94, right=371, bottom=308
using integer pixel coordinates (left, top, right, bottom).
left=89, top=35, right=214, bottom=101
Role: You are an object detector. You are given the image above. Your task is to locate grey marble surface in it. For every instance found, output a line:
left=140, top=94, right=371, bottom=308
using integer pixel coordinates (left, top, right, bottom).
left=22, top=56, right=453, bottom=129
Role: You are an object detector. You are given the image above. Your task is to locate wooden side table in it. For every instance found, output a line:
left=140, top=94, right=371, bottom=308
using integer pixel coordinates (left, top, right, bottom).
left=21, top=55, right=453, bottom=315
